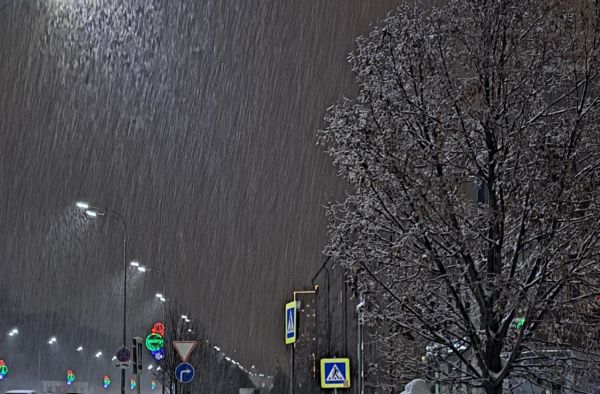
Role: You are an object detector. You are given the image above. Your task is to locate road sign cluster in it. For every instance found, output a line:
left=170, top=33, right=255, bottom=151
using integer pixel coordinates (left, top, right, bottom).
left=174, top=341, right=197, bottom=384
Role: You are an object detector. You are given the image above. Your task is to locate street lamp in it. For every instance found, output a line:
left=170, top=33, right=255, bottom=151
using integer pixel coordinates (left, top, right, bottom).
left=76, top=201, right=128, bottom=394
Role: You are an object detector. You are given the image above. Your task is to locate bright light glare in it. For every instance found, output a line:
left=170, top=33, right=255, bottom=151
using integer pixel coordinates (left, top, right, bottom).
left=181, top=315, right=188, bottom=319
left=85, top=210, right=98, bottom=217
left=155, top=293, right=163, bottom=298
left=159, top=297, right=166, bottom=302
left=137, top=266, right=146, bottom=273
left=130, top=261, right=140, bottom=267
left=95, top=351, right=103, bottom=358
left=76, top=346, right=83, bottom=352
left=76, top=201, right=89, bottom=209
left=111, top=356, right=117, bottom=361
left=147, top=365, right=153, bottom=370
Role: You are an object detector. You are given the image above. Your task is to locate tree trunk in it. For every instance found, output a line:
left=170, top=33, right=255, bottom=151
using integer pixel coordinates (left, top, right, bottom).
left=484, top=382, right=503, bottom=394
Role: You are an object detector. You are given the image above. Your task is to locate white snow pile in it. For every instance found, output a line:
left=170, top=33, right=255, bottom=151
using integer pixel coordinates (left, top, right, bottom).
left=400, top=379, right=432, bottom=394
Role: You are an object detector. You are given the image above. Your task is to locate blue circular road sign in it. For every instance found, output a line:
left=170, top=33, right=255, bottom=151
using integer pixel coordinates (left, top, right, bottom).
left=175, top=362, right=195, bottom=384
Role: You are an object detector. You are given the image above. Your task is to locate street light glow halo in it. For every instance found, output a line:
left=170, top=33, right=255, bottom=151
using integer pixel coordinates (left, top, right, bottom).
left=75, top=201, right=90, bottom=210
left=85, top=210, right=98, bottom=217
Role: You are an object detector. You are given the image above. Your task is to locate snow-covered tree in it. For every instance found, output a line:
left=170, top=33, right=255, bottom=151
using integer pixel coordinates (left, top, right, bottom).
left=319, top=1, right=600, bottom=392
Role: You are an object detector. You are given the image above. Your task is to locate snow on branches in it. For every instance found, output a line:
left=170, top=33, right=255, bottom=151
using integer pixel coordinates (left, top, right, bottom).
left=319, top=1, right=600, bottom=392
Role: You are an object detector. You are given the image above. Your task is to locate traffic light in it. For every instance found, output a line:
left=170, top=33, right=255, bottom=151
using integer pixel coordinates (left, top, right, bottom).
left=132, top=337, right=143, bottom=375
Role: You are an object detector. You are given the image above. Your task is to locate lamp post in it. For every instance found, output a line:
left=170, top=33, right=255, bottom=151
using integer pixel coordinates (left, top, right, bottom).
left=76, top=201, right=128, bottom=394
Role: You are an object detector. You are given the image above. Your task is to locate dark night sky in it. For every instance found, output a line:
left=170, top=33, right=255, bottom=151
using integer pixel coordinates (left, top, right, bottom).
left=0, top=0, right=401, bottom=384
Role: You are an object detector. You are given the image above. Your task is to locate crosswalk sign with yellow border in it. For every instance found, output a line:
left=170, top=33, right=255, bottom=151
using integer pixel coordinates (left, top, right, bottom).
left=320, top=358, right=351, bottom=389
left=285, top=301, right=297, bottom=345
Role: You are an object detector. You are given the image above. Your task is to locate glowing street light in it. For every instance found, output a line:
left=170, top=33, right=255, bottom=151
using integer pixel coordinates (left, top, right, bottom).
left=76, top=201, right=89, bottom=210
left=85, top=210, right=98, bottom=218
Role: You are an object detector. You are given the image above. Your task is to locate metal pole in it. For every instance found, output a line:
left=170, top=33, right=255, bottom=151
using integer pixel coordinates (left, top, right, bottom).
left=121, top=216, right=127, bottom=394
left=80, top=206, right=128, bottom=394
left=356, top=295, right=365, bottom=394
left=289, top=345, right=294, bottom=394
left=161, top=270, right=166, bottom=394
left=104, top=209, right=127, bottom=394
left=37, top=348, right=41, bottom=390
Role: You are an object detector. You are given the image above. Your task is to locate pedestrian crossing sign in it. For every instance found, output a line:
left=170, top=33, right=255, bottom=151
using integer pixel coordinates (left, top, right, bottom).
left=320, top=358, right=351, bottom=389
left=285, top=301, right=297, bottom=345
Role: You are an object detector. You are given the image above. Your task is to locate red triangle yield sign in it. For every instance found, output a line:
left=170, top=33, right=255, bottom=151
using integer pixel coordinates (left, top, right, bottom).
left=173, top=341, right=197, bottom=362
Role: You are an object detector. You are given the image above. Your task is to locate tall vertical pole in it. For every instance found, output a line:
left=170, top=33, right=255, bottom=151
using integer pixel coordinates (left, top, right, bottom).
left=161, top=270, right=166, bottom=394
left=356, top=295, right=365, bottom=394
left=120, top=216, right=128, bottom=394
left=37, top=348, right=41, bottom=390
left=137, top=339, right=141, bottom=394
left=78, top=205, right=128, bottom=394
left=289, top=345, right=294, bottom=394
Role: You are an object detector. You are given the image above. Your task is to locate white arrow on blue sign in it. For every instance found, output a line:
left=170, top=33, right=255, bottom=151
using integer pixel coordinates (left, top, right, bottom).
left=175, top=362, right=195, bottom=384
